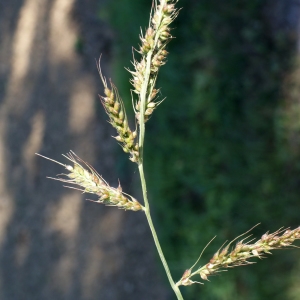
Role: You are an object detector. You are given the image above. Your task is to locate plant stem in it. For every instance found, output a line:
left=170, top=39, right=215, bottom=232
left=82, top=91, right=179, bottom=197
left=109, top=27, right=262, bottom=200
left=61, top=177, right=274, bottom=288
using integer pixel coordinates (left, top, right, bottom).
left=136, top=3, right=183, bottom=296
left=138, top=163, right=184, bottom=300
left=137, top=54, right=183, bottom=297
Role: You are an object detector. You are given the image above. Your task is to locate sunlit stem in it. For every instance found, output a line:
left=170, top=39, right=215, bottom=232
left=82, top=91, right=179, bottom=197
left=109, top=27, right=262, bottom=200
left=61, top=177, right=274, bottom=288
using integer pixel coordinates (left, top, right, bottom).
left=137, top=2, right=184, bottom=299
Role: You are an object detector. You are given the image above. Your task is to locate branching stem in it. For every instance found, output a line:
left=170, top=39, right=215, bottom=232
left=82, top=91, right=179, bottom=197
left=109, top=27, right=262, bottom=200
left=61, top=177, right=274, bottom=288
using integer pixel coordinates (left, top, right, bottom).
left=137, top=3, right=184, bottom=295
left=138, top=163, right=184, bottom=300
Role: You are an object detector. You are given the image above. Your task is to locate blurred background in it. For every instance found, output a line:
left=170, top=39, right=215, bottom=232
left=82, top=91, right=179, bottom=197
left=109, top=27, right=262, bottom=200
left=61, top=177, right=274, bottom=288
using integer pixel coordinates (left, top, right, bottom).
left=0, top=0, right=300, bottom=299
left=0, top=0, right=168, bottom=299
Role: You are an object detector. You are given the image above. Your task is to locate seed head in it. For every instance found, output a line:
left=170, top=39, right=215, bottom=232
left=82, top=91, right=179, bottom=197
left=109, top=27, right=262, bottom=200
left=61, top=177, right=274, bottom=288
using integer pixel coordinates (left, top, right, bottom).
left=128, top=0, right=180, bottom=124
left=177, top=225, right=300, bottom=286
left=36, top=151, right=144, bottom=211
left=97, top=59, right=139, bottom=163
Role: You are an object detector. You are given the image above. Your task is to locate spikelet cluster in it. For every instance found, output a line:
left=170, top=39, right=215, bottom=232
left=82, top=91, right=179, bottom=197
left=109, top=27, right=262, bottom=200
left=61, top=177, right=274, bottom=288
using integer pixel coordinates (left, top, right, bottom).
left=130, top=0, right=179, bottom=122
left=177, top=226, right=300, bottom=286
left=36, top=152, right=143, bottom=211
left=97, top=61, right=139, bottom=162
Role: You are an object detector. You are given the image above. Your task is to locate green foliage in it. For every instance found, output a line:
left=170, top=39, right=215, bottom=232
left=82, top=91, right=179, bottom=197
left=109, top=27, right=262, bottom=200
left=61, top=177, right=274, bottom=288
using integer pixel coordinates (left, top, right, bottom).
left=106, top=0, right=300, bottom=299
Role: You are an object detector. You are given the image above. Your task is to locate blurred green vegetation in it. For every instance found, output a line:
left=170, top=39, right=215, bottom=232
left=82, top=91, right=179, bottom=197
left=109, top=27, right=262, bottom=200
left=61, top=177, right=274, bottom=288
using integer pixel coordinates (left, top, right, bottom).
left=104, top=0, right=300, bottom=299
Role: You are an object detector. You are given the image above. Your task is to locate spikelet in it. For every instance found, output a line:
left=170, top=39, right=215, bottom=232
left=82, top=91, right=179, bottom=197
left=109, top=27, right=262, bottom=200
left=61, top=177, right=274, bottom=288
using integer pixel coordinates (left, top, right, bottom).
left=129, top=0, right=179, bottom=123
left=97, top=60, right=139, bottom=163
left=36, top=152, right=144, bottom=211
left=176, top=226, right=300, bottom=286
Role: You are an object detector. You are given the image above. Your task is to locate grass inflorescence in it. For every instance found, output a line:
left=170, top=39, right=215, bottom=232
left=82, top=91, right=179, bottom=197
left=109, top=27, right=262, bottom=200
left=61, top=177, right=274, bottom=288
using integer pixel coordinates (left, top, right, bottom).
left=177, top=226, right=300, bottom=286
left=36, top=152, right=143, bottom=211
left=97, top=61, right=140, bottom=163
left=129, top=0, right=179, bottom=123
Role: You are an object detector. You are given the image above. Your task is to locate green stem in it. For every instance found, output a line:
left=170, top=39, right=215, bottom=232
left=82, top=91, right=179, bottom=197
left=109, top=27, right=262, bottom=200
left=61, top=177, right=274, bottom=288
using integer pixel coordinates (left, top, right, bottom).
left=136, top=3, right=183, bottom=298
left=138, top=163, right=184, bottom=300
left=137, top=51, right=183, bottom=298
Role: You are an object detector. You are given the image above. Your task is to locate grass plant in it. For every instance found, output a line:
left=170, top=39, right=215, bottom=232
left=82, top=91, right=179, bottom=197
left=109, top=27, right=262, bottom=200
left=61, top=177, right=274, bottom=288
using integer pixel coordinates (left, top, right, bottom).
left=37, top=1, right=300, bottom=299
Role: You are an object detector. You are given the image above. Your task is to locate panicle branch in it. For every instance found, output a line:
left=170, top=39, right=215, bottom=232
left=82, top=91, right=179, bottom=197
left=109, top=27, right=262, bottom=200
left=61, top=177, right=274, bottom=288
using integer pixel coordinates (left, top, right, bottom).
left=97, top=61, right=139, bottom=163
left=130, top=0, right=179, bottom=123
left=176, top=226, right=300, bottom=286
left=36, top=152, right=144, bottom=211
